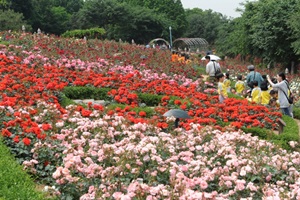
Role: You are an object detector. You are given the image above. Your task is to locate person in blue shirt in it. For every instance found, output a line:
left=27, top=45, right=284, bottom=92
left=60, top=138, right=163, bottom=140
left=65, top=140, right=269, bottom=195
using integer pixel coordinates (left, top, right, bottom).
left=246, top=65, right=264, bottom=89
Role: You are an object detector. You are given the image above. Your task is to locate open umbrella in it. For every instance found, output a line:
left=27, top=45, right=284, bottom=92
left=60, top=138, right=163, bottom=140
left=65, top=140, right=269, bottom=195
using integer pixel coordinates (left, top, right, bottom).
left=163, top=109, right=191, bottom=128
left=201, top=55, right=221, bottom=61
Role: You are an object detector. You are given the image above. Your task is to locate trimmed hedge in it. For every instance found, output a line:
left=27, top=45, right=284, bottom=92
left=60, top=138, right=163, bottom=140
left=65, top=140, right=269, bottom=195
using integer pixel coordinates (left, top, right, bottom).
left=63, top=86, right=111, bottom=101
left=61, top=27, right=106, bottom=39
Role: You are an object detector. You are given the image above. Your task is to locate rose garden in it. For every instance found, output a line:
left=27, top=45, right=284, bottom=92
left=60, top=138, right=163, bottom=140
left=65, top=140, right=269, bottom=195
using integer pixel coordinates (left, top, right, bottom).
left=1, top=31, right=300, bottom=199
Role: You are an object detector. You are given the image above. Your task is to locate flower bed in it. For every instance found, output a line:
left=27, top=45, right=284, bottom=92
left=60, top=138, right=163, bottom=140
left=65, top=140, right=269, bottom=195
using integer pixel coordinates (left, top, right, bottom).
left=0, top=31, right=300, bottom=199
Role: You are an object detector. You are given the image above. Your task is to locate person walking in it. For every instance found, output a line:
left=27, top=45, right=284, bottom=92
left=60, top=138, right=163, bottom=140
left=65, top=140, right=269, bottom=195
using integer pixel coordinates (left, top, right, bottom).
left=266, top=72, right=292, bottom=117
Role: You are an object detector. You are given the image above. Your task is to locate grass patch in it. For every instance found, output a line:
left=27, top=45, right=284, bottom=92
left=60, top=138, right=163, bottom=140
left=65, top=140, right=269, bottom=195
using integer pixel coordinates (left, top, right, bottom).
left=271, top=115, right=300, bottom=150
left=0, top=137, right=51, bottom=200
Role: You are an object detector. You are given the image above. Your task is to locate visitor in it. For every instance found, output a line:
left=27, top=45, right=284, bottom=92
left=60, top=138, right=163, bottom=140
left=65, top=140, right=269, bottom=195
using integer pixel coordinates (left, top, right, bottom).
left=268, top=98, right=278, bottom=108
left=266, top=72, right=293, bottom=117
left=206, top=55, right=221, bottom=83
left=235, top=74, right=246, bottom=96
left=251, top=80, right=261, bottom=104
left=171, top=51, right=179, bottom=62
left=246, top=65, right=264, bottom=90
left=216, top=73, right=227, bottom=103
left=260, top=75, right=271, bottom=105
left=178, top=53, right=186, bottom=63
left=224, top=72, right=231, bottom=93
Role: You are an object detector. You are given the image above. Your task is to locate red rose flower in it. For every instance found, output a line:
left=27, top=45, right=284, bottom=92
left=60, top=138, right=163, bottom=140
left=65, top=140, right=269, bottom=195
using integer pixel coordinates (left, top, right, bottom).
left=22, top=138, right=31, bottom=146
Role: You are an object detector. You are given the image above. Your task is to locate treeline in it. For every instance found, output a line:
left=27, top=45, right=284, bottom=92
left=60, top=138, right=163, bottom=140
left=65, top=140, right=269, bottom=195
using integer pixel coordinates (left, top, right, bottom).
left=1, top=0, right=300, bottom=69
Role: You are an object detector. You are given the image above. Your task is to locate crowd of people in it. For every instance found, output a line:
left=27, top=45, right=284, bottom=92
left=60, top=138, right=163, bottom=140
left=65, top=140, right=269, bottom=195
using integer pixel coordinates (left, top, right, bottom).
left=171, top=51, right=192, bottom=64
left=204, top=55, right=294, bottom=117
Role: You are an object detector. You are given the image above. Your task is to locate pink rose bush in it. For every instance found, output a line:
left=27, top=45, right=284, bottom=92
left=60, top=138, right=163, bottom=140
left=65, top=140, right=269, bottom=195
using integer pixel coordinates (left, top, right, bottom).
left=12, top=103, right=299, bottom=199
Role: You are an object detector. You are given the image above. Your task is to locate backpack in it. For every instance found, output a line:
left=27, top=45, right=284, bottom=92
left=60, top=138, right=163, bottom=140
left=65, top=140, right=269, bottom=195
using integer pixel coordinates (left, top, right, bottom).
left=247, top=72, right=256, bottom=89
left=213, top=62, right=221, bottom=76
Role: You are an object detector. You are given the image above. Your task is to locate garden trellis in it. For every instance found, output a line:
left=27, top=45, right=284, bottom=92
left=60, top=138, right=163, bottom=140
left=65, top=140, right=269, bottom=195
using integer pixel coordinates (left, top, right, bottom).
left=173, top=37, right=209, bottom=52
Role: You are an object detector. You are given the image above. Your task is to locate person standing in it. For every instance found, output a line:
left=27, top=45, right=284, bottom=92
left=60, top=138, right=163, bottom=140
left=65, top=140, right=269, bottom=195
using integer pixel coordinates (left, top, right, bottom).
left=251, top=81, right=261, bottom=104
left=206, top=55, right=221, bottom=83
left=224, top=72, right=231, bottom=93
left=246, top=65, right=264, bottom=89
left=266, top=72, right=292, bottom=117
left=216, top=73, right=227, bottom=103
left=235, top=74, right=246, bottom=96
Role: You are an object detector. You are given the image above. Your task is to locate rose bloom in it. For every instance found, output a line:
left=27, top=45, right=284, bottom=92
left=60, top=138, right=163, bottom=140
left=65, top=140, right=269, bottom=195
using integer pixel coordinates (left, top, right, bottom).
left=200, top=180, right=208, bottom=190
left=22, top=137, right=31, bottom=146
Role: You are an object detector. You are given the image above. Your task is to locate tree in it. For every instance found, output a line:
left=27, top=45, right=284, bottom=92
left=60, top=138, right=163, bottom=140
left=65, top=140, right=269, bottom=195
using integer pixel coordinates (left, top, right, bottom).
left=47, top=6, right=71, bottom=35
left=72, top=0, right=170, bottom=44
left=116, top=0, right=187, bottom=38
left=0, top=9, right=31, bottom=31
left=241, top=0, right=299, bottom=66
left=184, top=8, right=229, bottom=45
left=107, top=4, right=171, bottom=44
left=288, top=1, right=300, bottom=56
left=52, top=0, right=84, bottom=13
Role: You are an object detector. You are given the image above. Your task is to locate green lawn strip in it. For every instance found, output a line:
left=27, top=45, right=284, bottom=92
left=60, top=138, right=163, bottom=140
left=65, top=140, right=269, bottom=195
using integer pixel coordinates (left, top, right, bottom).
left=271, top=115, right=300, bottom=150
left=0, top=137, right=49, bottom=200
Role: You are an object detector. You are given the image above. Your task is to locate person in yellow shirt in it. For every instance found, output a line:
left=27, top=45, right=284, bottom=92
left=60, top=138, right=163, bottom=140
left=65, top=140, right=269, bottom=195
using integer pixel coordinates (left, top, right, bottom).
left=216, top=73, right=228, bottom=103
left=177, top=53, right=186, bottom=63
left=235, top=75, right=245, bottom=96
left=223, top=72, right=231, bottom=93
left=251, top=80, right=261, bottom=104
left=260, top=77, right=271, bottom=105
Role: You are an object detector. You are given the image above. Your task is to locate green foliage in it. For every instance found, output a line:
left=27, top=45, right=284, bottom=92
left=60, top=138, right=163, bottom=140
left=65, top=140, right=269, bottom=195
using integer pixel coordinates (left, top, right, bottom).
left=117, top=0, right=187, bottom=38
left=62, top=27, right=106, bottom=39
left=241, top=116, right=299, bottom=151
left=236, top=0, right=299, bottom=65
left=184, top=8, right=229, bottom=45
left=56, top=93, right=76, bottom=107
left=47, top=6, right=71, bottom=35
left=138, top=93, right=163, bottom=106
left=242, top=127, right=270, bottom=139
left=132, top=106, right=154, bottom=117
left=0, top=9, right=31, bottom=32
left=293, top=106, right=300, bottom=119
left=72, top=0, right=171, bottom=43
left=0, top=138, right=49, bottom=200
left=271, top=115, right=299, bottom=150
left=228, top=92, right=244, bottom=100
left=63, top=86, right=111, bottom=100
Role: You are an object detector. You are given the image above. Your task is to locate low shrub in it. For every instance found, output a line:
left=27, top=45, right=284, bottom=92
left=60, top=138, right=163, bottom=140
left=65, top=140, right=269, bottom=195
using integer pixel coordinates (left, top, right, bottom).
left=241, top=127, right=270, bottom=139
left=138, top=93, right=162, bottom=106
left=61, top=27, right=106, bottom=39
left=63, top=86, right=111, bottom=100
left=293, top=106, right=300, bottom=119
left=242, top=115, right=299, bottom=151
left=271, top=115, right=299, bottom=150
